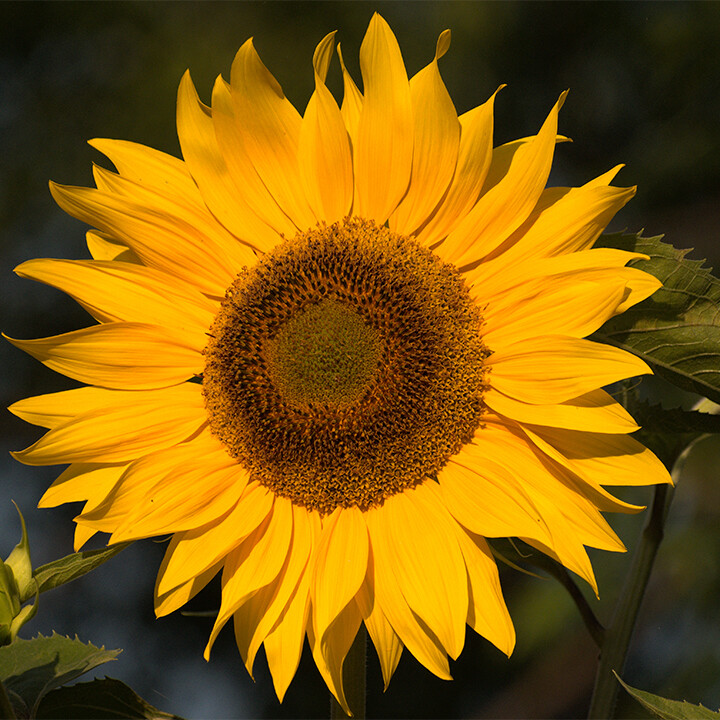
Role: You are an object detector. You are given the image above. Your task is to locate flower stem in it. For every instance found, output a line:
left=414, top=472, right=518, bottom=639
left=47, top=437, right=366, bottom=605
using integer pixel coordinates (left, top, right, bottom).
left=543, top=561, right=605, bottom=647
left=0, top=678, right=16, bottom=720
left=587, top=483, right=672, bottom=719
left=330, top=625, right=367, bottom=719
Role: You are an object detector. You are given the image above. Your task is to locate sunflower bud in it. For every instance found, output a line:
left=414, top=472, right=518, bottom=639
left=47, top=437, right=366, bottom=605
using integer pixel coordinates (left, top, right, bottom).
left=0, top=504, right=38, bottom=645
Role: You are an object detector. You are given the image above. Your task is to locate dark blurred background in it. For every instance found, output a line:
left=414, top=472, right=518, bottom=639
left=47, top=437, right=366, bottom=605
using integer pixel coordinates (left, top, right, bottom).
left=1, top=2, right=719, bottom=718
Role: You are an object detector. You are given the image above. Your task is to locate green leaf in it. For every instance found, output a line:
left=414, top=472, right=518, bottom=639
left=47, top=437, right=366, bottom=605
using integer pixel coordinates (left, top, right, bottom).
left=616, top=674, right=720, bottom=719
left=631, top=401, right=720, bottom=434
left=36, top=677, right=185, bottom=720
left=0, top=633, right=119, bottom=718
left=25, top=543, right=131, bottom=604
left=594, top=232, right=720, bottom=405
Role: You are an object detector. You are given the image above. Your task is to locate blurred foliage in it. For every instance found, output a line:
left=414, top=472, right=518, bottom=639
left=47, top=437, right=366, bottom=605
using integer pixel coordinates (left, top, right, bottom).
left=2, top=2, right=720, bottom=718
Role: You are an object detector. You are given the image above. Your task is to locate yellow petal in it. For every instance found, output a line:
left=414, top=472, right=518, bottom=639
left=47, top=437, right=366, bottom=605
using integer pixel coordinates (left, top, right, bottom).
left=39, top=462, right=126, bottom=508
left=6, top=322, right=202, bottom=390
left=89, top=162, right=259, bottom=275
left=527, top=425, right=672, bottom=488
left=86, top=231, right=140, bottom=263
left=368, top=482, right=467, bottom=660
left=264, top=512, right=320, bottom=702
left=487, top=335, right=651, bottom=405
left=482, top=166, right=636, bottom=266
left=365, top=512, right=452, bottom=679
left=354, top=13, right=413, bottom=223
left=308, top=596, right=362, bottom=715
left=229, top=40, right=316, bottom=230
left=233, top=504, right=314, bottom=676
left=298, top=33, right=353, bottom=223
left=477, top=266, right=659, bottom=330
left=467, top=246, right=650, bottom=300
left=264, top=579, right=312, bottom=703
left=210, top=77, right=299, bottom=240
left=109, top=459, right=247, bottom=543
left=390, top=30, right=460, bottom=235
left=484, top=387, right=640, bottom=433
left=88, top=138, right=199, bottom=207
left=12, top=384, right=205, bottom=466
left=483, top=278, right=627, bottom=347
left=9, top=386, right=125, bottom=430
left=525, top=533, right=599, bottom=596
left=439, top=456, right=551, bottom=545
left=70, top=480, right=130, bottom=550
left=337, top=43, right=363, bottom=150
left=49, top=182, right=237, bottom=296
left=611, top=268, right=663, bottom=313
left=75, top=427, right=226, bottom=533
left=176, top=71, right=282, bottom=254
left=155, top=481, right=274, bottom=598
left=453, top=526, right=515, bottom=656
left=312, top=506, right=369, bottom=647
left=73, top=515, right=101, bottom=551
left=517, top=425, right=646, bottom=514
left=416, top=88, right=500, bottom=247
left=438, top=92, right=567, bottom=266
left=154, top=562, right=222, bottom=617
left=355, top=566, right=402, bottom=689
left=472, top=421, right=626, bottom=581
left=204, top=495, right=294, bottom=658
left=479, top=134, right=570, bottom=198
left=15, top=258, right=216, bottom=341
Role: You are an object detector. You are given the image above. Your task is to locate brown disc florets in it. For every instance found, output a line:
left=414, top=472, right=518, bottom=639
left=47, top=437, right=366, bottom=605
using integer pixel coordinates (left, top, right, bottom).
left=203, top=217, right=490, bottom=515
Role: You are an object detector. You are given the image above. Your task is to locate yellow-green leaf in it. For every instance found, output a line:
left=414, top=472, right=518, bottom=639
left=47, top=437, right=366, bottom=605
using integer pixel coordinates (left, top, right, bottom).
left=616, top=674, right=720, bottom=720
left=0, top=633, right=119, bottom=718
left=27, top=544, right=131, bottom=604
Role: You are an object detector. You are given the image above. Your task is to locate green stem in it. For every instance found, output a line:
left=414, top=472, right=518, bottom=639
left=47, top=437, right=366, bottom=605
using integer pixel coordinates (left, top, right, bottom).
left=0, top=678, right=16, bottom=720
left=330, top=625, right=367, bottom=719
left=543, top=560, right=605, bottom=647
left=587, top=483, right=672, bottom=719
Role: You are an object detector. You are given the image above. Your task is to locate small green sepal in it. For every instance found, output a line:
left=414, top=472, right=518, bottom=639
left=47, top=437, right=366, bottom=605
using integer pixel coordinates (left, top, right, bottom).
left=5, top=503, right=34, bottom=602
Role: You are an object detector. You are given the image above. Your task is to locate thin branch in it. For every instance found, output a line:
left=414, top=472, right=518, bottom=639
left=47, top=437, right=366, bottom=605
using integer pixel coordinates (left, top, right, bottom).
left=542, top=561, right=605, bottom=647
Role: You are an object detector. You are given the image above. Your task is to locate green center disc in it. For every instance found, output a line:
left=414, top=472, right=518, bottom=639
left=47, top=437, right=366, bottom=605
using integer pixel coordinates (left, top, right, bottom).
left=265, top=299, right=382, bottom=410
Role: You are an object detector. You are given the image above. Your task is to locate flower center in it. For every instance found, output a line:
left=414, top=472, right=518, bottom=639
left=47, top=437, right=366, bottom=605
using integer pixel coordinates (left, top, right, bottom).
left=203, top=218, right=489, bottom=515
left=265, top=299, right=382, bottom=410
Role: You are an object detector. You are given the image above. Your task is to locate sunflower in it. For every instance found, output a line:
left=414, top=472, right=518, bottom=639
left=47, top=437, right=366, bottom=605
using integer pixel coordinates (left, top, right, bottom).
left=8, top=13, right=671, bottom=713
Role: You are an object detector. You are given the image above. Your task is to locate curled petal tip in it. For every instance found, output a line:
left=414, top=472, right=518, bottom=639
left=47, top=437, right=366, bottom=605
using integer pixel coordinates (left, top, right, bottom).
left=436, top=29, right=451, bottom=59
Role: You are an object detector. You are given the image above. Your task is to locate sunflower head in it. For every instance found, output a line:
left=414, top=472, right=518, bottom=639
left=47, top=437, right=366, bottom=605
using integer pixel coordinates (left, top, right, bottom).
left=8, top=12, right=670, bottom=715
left=203, top=217, right=490, bottom=515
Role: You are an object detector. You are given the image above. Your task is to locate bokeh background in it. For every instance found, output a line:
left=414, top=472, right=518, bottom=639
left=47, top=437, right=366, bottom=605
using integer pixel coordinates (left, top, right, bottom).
left=2, top=2, right=719, bottom=718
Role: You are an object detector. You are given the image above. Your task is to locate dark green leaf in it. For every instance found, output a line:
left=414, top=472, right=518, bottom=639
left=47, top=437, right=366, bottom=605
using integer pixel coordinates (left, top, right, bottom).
left=631, top=400, right=720, bottom=434
left=0, top=633, right=119, bottom=718
left=616, top=674, right=720, bottom=719
left=26, top=544, right=131, bottom=604
left=594, top=232, right=720, bottom=405
left=36, top=677, right=184, bottom=720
